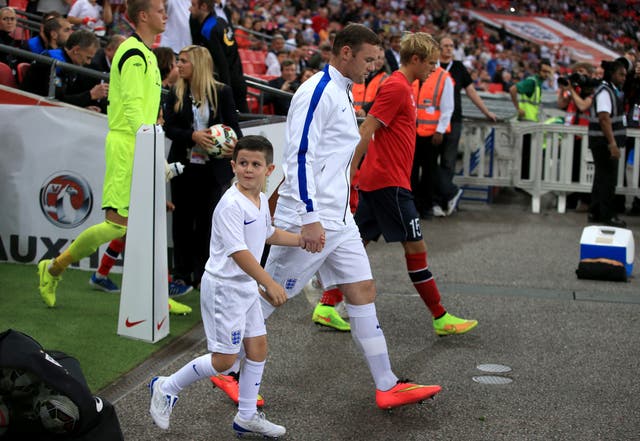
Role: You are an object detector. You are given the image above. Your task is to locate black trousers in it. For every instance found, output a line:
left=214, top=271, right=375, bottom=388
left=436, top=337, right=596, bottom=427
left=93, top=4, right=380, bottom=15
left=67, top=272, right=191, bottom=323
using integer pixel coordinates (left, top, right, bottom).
left=170, top=164, right=226, bottom=286
left=589, top=143, right=619, bottom=221
left=412, top=135, right=457, bottom=212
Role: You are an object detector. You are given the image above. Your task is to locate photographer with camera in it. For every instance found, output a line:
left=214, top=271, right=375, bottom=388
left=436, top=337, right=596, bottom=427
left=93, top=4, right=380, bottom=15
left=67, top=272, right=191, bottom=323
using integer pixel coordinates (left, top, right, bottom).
left=557, top=62, right=598, bottom=211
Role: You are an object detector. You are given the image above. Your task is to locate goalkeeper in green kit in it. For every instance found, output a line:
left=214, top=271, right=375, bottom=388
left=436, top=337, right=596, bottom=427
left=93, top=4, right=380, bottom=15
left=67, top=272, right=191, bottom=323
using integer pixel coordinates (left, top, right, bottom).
left=37, top=0, right=190, bottom=314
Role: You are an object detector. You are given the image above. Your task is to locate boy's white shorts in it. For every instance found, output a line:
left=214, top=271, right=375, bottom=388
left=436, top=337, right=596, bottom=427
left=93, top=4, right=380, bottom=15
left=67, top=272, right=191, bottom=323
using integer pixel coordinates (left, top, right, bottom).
left=200, top=272, right=267, bottom=354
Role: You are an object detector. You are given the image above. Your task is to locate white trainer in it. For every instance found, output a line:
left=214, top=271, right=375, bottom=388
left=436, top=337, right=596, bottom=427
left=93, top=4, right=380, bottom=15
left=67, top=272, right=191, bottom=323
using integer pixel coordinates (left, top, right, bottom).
left=233, top=411, right=286, bottom=438
left=149, top=376, right=178, bottom=430
left=446, top=188, right=464, bottom=215
left=432, top=205, right=447, bottom=217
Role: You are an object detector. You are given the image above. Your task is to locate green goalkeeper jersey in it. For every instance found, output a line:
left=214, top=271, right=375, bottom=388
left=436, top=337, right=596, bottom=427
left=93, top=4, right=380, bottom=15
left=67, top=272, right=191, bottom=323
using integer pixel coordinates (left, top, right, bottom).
left=107, top=33, right=161, bottom=135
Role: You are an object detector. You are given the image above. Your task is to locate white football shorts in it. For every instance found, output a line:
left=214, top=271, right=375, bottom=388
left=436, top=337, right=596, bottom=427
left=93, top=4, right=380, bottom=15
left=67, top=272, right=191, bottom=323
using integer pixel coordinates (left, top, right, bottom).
left=265, top=218, right=373, bottom=301
left=200, top=272, right=267, bottom=354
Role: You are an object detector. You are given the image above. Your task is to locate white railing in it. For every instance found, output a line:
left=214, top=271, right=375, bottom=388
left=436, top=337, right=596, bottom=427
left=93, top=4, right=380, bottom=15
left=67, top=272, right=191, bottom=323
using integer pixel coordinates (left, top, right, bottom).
left=454, top=120, right=640, bottom=213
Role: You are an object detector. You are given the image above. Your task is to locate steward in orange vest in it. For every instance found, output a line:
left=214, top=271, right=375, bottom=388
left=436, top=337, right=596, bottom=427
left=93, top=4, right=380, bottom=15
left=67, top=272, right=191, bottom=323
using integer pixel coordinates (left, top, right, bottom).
left=414, top=66, right=453, bottom=136
left=353, top=70, right=389, bottom=114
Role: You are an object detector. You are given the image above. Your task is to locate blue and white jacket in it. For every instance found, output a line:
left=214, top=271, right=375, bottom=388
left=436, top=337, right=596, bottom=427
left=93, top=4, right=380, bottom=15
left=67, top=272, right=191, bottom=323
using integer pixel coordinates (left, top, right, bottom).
left=276, top=64, right=360, bottom=230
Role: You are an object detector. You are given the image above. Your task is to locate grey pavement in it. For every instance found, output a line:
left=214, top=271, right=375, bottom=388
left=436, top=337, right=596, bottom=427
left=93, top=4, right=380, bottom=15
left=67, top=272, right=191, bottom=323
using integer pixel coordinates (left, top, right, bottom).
left=104, top=190, right=640, bottom=441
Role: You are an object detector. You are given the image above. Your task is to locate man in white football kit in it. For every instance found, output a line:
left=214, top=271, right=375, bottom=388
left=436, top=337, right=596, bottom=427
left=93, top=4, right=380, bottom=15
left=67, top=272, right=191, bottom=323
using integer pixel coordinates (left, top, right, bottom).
left=263, top=24, right=442, bottom=410
left=149, top=136, right=308, bottom=438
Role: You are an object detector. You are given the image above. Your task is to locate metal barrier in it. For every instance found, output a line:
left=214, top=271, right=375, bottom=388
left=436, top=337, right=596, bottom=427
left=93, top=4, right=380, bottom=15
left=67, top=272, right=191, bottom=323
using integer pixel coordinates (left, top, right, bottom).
left=455, top=120, right=640, bottom=213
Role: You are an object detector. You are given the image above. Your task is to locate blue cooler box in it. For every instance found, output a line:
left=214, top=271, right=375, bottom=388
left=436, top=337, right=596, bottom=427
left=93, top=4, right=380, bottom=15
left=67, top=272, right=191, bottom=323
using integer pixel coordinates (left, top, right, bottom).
left=579, top=226, right=635, bottom=277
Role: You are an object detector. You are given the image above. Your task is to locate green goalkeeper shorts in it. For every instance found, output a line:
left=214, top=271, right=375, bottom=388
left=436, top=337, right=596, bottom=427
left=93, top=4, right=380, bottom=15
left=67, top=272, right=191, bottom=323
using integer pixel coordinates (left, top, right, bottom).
left=101, top=131, right=135, bottom=218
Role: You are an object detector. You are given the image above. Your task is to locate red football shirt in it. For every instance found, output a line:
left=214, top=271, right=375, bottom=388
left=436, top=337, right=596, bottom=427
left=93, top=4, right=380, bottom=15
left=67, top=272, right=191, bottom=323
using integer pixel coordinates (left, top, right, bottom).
left=358, top=70, right=417, bottom=192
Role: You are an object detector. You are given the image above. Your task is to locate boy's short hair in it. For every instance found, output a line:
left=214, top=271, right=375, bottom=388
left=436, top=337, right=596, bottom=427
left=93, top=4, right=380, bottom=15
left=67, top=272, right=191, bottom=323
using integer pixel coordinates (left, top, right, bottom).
left=233, top=135, right=274, bottom=165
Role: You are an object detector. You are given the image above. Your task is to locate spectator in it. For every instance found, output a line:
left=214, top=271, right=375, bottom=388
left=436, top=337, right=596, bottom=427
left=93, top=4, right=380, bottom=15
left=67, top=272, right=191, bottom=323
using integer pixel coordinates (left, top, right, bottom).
left=384, top=33, right=401, bottom=72
left=36, top=0, right=70, bottom=16
left=23, top=12, right=72, bottom=54
left=67, top=0, right=112, bottom=37
left=109, top=0, right=135, bottom=37
left=160, top=0, right=192, bottom=54
left=352, top=45, right=389, bottom=117
left=306, top=42, right=330, bottom=70
left=298, top=66, right=315, bottom=83
left=90, top=34, right=126, bottom=72
left=264, top=58, right=298, bottom=116
left=22, top=30, right=109, bottom=112
left=190, top=0, right=248, bottom=113
left=154, top=46, right=179, bottom=88
left=264, top=33, right=285, bottom=76
left=235, top=15, right=257, bottom=49
left=587, top=59, right=628, bottom=227
left=0, top=7, right=19, bottom=70
left=164, top=45, right=242, bottom=289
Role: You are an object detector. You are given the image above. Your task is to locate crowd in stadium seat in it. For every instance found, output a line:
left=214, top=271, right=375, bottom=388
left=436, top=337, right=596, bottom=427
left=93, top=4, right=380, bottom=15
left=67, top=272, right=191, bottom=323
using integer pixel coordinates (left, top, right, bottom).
left=2, top=0, right=639, bottom=112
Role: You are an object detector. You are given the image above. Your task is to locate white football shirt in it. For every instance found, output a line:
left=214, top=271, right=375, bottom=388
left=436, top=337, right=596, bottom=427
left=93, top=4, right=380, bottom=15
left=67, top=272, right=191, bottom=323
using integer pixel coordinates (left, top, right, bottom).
left=204, top=183, right=275, bottom=291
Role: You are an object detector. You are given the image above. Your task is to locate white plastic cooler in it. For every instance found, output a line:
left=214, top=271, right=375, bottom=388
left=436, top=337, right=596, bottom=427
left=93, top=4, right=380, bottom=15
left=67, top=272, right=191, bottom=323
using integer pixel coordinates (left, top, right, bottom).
left=579, top=226, right=635, bottom=277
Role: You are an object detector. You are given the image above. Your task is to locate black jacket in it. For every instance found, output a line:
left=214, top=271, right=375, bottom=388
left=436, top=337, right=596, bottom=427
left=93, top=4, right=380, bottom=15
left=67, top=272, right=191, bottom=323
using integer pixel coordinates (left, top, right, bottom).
left=21, top=48, right=104, bottom=111
left=191, top=13, right=248, bottom=113
left=164, top=83, right=242, bottom=185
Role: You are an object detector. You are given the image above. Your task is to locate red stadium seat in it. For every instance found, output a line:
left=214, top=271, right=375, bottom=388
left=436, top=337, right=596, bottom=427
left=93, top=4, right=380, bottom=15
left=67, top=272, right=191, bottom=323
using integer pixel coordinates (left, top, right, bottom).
left=487, top=82, right=504, bottom=93
left=0, top=62, right=17, bottom=88
left=16, top=62, right=30, bottom=86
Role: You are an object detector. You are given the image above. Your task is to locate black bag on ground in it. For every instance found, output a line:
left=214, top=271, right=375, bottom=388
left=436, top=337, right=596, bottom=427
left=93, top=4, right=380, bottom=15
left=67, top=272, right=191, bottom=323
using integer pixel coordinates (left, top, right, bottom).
left=575, top=258, right=627, bottom=282
left=0, top=329, right=124, bottom=440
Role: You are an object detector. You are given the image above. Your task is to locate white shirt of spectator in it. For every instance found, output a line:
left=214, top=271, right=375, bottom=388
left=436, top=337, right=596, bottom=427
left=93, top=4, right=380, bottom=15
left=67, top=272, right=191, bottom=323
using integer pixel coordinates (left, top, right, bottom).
left=265, top=51, right=281, bottom=76
left=68, top=0, right=106, bottom=36
left=160, top=0, right=192, bottom=54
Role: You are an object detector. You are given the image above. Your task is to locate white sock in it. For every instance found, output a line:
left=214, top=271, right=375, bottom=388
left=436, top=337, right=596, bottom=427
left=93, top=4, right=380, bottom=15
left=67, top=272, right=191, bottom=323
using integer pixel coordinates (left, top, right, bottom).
left=162, top=354, right=217, bottom=396
left=237, top=358, right=265, bottom=420
left=346, top=303, right=398, bottom=391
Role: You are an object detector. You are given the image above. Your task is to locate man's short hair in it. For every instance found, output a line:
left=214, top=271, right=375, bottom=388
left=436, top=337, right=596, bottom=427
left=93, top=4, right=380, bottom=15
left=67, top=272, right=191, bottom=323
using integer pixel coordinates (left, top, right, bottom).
left=65, top=29, right=99, bottom=50
left=43, top=16, right=64, bottom=39
left=127, top=0, right=152, bottom=26
left=399, top=32, right=439, bottom=65
left=280, top=59, right=295, bottom=69
left=331, top=23, right=380, bottom=56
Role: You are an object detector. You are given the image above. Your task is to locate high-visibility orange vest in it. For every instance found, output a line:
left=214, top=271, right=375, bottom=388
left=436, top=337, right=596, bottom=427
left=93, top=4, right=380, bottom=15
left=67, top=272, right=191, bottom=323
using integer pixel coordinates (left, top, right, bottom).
left=352, top=83, right=365, bottom=112
left=415, top=67, right=452, bottom=137
left=363, top=71, right=389, bottom=109
left=352, top=71, right=389, bottom=113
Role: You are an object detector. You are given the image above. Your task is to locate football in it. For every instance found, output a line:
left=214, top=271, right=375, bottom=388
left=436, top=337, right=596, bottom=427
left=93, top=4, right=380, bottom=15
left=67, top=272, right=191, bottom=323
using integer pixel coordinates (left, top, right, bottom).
left=205, top=123, right=238, bottom=157
left=33, top=385, right=79, bottom=434
left=0, top=368, right=40, bottom=398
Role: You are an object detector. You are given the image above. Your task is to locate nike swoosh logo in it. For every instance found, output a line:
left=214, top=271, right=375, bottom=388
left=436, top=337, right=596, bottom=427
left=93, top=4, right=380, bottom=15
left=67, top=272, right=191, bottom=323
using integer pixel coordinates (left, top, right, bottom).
left=244, top=219, right=257, bottom=225
left=125, top=317, right=146, bottom=327
left=341, top=107, right=347, bottom=112
left=156, top=316, right=166, bottom=330
left=317, top=315, right=331, bottom=323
